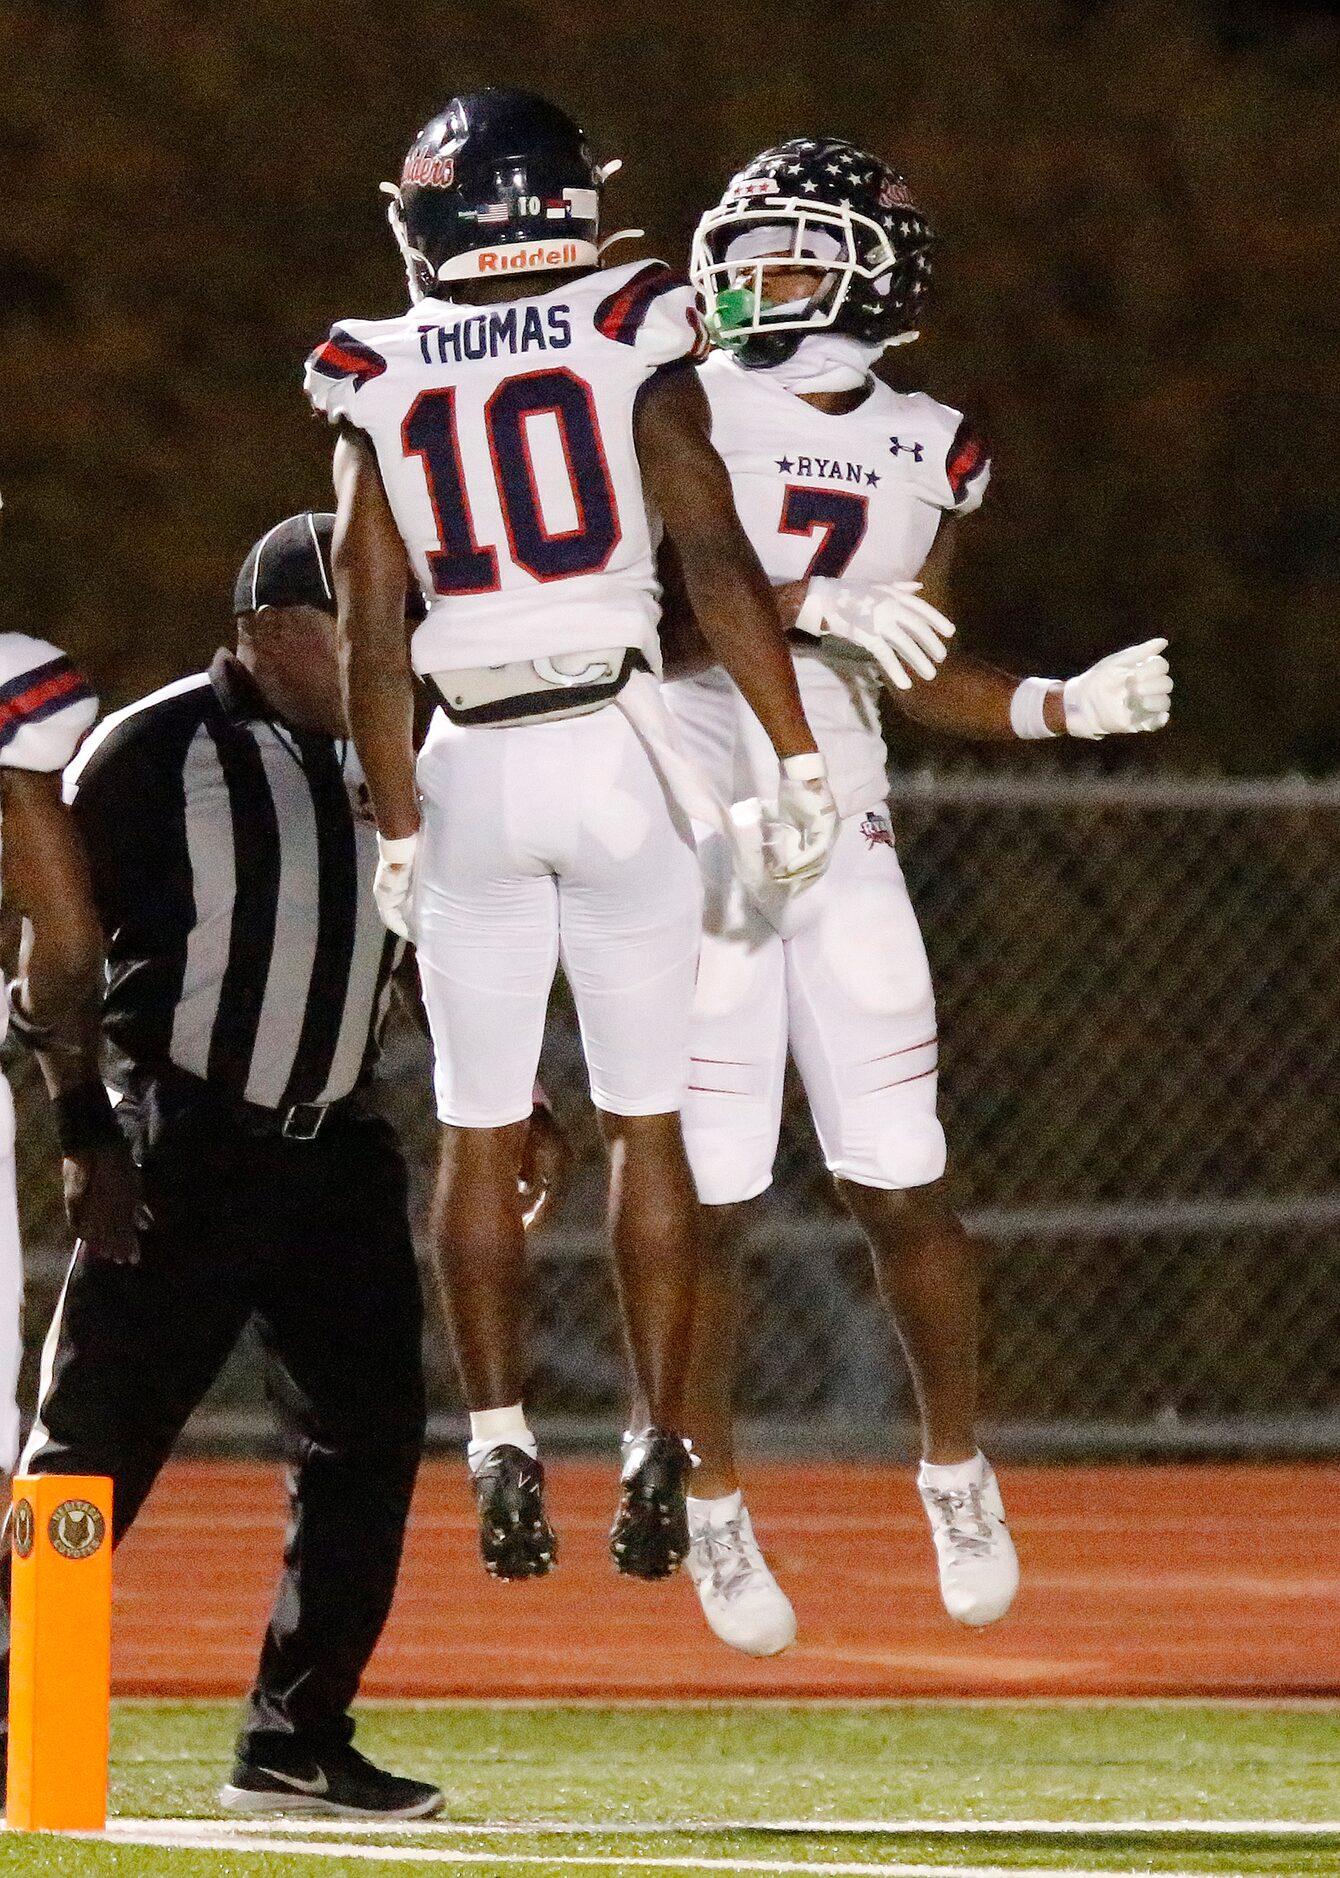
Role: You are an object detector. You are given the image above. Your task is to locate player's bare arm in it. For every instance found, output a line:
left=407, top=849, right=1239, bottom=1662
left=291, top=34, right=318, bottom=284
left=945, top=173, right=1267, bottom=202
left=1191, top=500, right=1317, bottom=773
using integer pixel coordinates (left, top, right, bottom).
left=2, top=771, right=102, bottom=1040
left=772, top=574, right=1048, bottom=737
left=775, top=570, right=1173, bottom=741
left=894, top=641, right=1071, bottom=739
left=1, top=770, right=138, bottom=1264
left=864, top=528, right=1063, bottom=737
left=881, top=527, right=1059, bottom=736
left=333, top=425, right=417, bottom=835
left=332, top=426, right=423, bottom=936
left=635, top=367, right=816, bottom=760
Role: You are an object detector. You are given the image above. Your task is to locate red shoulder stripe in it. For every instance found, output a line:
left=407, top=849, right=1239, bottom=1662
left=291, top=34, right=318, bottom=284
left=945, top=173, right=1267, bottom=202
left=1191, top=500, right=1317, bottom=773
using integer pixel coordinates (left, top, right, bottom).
left=947, top=419, right=990, bottom=503
left=595, top=263, right=686, bottom=346
left=0, top=664, right=90, bottom=748
left=308, top=329, right=388, bottom=390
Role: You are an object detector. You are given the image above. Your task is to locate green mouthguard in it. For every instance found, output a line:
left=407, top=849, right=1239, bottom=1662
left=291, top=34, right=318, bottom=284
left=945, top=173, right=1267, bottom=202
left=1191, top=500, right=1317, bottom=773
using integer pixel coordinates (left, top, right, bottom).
left=707, top=284, right=759, bottom=349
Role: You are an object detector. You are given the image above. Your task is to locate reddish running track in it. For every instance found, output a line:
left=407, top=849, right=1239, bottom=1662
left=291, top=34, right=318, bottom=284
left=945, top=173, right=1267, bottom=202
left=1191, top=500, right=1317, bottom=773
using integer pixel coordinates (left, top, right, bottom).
left=111, top=1461, right=1339, bottom=1700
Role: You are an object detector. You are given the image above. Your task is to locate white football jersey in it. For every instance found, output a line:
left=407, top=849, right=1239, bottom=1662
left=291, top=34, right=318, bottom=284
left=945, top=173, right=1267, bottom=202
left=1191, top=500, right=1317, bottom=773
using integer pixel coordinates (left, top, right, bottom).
left=0, top=635, right=97, bottom=775
left=668, top=353, right=990, bottom=816
left=0, top=633, right=98, bottom=1047
left=304, top=260, right=708, bottom=676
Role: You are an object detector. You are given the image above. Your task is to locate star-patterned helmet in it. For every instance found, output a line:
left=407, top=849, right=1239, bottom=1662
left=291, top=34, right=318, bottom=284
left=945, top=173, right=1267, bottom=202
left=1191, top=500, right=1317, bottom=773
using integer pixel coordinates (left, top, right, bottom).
left=689, top=137, right=933, bottom=366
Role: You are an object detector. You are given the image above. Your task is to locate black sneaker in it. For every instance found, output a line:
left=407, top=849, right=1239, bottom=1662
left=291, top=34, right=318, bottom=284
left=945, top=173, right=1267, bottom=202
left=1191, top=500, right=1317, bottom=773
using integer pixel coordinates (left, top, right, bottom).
left=472, top=1443, right=556, bottom=1579
left=610, top=1427, right=693, bottom=1579
left=220, top=1743, right=443, bottom=1819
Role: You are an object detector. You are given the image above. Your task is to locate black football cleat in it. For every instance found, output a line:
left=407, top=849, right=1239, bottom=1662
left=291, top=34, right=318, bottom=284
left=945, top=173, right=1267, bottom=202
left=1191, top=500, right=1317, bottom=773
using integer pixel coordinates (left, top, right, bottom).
left=472, top=1443, right=557, bottom=1579
left=610, top=1427, right=694, bottom=1579
left=220, top=1742, right=443, bottom=1819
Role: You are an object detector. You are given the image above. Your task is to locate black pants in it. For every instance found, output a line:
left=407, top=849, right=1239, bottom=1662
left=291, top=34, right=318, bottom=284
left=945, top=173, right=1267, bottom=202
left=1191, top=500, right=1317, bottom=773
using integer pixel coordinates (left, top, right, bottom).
left=3, top=1077, right=426, bottom=1758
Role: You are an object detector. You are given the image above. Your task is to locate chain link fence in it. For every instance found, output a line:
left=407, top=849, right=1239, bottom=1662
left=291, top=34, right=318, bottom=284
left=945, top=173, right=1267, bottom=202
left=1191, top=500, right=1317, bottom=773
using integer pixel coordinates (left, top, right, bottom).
left=12, top=766, right=1340, bottom=1457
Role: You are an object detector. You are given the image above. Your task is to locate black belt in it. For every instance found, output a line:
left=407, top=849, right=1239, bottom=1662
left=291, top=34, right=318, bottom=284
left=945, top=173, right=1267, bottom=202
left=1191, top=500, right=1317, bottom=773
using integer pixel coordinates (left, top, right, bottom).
left=423, top=649, right=650, bottom=728
left=122, top=1065, right=367, bottom=1143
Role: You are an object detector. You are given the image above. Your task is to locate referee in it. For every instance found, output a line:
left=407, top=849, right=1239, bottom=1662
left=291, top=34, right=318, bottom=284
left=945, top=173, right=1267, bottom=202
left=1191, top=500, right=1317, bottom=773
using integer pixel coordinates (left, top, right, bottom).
left=2, top=515, right=441, bottom=1819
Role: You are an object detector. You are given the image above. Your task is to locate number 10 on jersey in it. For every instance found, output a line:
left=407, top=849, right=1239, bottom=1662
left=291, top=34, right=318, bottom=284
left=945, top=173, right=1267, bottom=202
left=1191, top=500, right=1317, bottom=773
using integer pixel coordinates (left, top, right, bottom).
left=402, top=368, right=622, bottom=592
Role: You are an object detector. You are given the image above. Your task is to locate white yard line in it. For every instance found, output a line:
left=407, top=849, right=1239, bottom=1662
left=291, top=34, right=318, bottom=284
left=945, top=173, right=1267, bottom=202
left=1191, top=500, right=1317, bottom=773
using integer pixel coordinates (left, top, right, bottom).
left=66, top=1825, right=1252, bottom=1878
left=98, top=1814, right=1340, bottom=1837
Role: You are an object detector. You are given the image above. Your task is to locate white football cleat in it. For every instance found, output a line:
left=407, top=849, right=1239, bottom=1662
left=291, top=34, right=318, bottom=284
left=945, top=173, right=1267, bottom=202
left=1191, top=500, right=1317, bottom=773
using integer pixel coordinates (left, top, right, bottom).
left=686, top=1502, right=797, bottom=1656
left=917, top=1454, right=1019, bottom=1628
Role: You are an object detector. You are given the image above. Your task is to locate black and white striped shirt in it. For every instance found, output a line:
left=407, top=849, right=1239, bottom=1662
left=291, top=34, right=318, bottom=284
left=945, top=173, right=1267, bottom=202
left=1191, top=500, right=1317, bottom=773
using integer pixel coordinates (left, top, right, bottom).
left=67, top=652, right=399, bottom=1108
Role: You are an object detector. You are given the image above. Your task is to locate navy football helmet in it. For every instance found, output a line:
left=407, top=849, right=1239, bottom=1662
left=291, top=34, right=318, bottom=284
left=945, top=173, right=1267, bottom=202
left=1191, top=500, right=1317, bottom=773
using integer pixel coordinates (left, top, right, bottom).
left=384, top=89, right=620, bottom=300
left=689, top=137, right=933, bottom=366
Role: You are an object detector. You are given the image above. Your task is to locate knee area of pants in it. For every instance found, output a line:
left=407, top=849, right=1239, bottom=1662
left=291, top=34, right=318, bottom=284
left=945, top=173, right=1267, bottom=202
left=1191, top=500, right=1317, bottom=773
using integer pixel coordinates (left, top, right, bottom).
left=684, top=1132, right=771, bottom=1209
left=842, top=1116, right=947, bottom=1191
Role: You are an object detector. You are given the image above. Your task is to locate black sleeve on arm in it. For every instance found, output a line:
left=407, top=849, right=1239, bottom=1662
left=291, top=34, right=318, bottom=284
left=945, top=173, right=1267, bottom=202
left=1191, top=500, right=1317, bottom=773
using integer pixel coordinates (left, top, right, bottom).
left=70, top=707, right=198, bottom=949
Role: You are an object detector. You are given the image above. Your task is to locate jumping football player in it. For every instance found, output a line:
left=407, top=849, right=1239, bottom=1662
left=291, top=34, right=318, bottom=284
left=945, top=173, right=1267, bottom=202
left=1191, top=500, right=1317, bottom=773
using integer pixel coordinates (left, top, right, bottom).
left=307, top=92, right=839, bottom=1583
left=666, top=140, right=1172, bottom=1653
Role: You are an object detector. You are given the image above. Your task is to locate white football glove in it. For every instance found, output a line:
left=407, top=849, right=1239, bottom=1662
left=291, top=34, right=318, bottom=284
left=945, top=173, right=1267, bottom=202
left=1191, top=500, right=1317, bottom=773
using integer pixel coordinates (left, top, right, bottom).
left=373, top=831, right=419, bottom=940
left=762, top=752, right=839, bottom=886
left=1063, top=638, right=1173, bottom=738
left=794, top=577, right=956, bottom=690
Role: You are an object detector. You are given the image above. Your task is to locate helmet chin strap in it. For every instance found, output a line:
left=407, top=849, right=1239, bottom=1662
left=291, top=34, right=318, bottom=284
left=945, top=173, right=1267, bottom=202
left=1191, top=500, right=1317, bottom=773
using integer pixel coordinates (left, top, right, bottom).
left=381, top=182, right=434, bottom=303
left=597, top=228, right=645, bottom=256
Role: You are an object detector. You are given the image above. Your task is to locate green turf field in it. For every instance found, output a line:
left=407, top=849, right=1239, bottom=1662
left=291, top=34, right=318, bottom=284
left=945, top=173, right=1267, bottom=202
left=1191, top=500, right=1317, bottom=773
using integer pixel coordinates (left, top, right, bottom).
left=2, top=1701, right=1338, bottom=1875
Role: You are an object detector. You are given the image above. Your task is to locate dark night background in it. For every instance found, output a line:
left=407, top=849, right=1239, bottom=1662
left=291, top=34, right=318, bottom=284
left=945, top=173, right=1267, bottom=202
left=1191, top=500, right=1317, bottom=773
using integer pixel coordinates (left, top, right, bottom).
left=3, top=0, right=1339, bottom=771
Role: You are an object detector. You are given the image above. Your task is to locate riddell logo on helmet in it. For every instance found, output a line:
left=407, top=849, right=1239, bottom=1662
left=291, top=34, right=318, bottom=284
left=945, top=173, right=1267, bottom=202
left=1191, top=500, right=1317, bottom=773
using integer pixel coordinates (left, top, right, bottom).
left=475, top=242, right=581, bottom=273
left=403, top=152, right=456, bottom=188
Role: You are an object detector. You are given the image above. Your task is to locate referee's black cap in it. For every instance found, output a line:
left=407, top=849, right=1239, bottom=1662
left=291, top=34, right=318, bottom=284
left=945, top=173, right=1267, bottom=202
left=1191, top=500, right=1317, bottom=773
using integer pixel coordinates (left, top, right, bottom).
left=234, top=512, right=337, bottom=618
left=233, top=512, right=428, bottom=623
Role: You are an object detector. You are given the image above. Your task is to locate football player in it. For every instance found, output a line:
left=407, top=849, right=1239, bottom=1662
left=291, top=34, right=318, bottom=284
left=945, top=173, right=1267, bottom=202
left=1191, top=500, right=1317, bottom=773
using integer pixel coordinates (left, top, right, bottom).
left=666, top=140, right=1172, bottom=1653
left=307, top=93, right=838, bottom=1584
left=0, top=497, right=139, bottom=1473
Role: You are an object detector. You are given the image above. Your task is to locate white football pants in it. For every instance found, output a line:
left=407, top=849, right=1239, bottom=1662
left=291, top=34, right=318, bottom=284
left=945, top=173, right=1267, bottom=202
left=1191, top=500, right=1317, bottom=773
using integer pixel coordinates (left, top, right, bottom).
left=415, top=703, right=703, bottom=1127
left=682, top=803, right=947, bottom=1204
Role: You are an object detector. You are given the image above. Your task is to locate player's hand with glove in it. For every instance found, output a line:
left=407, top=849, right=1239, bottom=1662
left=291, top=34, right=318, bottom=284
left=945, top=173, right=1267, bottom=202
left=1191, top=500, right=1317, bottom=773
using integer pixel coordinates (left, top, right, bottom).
left=762, top=751, right=839, bottom=886
left=1062, top=638, right=1173, bottom=737
left=374, top=829, right=419, bottom=940
left=794, top=577, right=956, bottom=691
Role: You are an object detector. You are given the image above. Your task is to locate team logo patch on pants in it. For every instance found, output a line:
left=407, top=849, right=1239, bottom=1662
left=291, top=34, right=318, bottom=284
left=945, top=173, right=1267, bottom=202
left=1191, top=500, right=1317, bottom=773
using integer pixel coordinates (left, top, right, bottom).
left=860, top=809, right=894, bottom=850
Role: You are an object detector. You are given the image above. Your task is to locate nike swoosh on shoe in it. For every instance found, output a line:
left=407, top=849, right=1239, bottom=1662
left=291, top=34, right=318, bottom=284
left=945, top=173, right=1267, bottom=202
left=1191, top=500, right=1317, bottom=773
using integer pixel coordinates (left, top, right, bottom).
left=255, top=1767, right=329, bottom=1796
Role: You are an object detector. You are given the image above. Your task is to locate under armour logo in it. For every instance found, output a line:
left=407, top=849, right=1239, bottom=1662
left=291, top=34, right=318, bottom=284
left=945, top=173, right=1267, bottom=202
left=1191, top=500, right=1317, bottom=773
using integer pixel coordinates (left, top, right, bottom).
left=889, top=437, right=924, bottom=461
